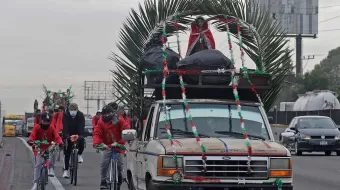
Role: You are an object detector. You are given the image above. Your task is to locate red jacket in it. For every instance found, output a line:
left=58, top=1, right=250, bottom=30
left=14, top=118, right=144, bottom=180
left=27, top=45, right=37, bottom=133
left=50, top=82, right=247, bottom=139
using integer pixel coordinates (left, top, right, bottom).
left=186, top=21, right=215, bottom=56
left=92, top=116, right=99, bottom=128
left=29, top=124, right=63, bottom=156
left=51, top=112, right=59, bottom=128
left=55, top=112, right=64, bottom=133
left=93, top=116, right=130, bottom=153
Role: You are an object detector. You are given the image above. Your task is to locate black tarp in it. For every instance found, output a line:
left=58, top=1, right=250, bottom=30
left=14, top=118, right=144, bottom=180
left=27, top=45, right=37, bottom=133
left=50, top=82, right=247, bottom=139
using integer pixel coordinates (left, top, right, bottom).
left=141, top=46, right=180, bottom=84
left=177, top=49, right=233, bottom=84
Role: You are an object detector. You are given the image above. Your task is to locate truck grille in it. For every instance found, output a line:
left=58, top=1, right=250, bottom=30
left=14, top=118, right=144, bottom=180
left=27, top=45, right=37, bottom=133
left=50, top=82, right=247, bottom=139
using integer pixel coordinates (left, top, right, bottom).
left=184, top=157, right=268, bottom=179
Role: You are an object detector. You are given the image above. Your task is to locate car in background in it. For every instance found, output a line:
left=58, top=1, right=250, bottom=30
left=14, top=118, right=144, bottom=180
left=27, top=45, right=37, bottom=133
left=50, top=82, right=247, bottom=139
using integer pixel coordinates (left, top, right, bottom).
left=280, top=116, right=340, bottom=156
left=83, top=119, right=93, bottom=137
left=15, top=120, right=24, bottom=136
left=23, top=117, right=35, bottom=137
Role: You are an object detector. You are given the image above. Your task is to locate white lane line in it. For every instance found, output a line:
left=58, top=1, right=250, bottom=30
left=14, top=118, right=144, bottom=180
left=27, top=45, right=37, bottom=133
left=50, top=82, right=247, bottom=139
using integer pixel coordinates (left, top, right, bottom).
left=17, top=137, right=66, bottom=190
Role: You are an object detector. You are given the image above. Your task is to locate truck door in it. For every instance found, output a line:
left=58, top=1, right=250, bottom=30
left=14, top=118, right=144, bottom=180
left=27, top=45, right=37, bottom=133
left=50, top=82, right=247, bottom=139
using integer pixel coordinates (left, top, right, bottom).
left=136, top=106, right=155, bottom=189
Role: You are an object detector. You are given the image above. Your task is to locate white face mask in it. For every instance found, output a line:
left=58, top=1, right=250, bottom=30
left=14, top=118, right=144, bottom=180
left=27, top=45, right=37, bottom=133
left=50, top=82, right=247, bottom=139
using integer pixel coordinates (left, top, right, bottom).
left=70, top=110, right=77, bottom=117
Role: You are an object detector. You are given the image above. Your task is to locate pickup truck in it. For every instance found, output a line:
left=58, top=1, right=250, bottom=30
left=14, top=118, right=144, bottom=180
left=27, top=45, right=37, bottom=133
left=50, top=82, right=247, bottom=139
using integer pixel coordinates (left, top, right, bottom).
left=123, top=99, right=293, bottom=190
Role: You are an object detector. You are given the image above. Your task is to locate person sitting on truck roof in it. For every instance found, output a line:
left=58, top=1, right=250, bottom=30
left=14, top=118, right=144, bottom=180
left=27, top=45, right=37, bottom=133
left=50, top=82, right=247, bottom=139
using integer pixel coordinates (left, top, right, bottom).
left=93, top=105, right=130, bottom=190
left=186, top=16, right=216, bottom=56
left=27, top=112, right=63, bottom=190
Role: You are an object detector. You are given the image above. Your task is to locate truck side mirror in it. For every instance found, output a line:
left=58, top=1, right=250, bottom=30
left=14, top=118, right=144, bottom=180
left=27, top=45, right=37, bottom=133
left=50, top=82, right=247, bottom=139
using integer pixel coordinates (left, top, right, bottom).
left=122, top=129, right=137, bottom=142
left=268, top=117, right=274, bottom=124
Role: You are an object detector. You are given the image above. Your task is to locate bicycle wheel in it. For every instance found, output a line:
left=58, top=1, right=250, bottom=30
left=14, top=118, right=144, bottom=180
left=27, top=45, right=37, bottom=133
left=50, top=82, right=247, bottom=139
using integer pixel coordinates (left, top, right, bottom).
left=39, top=167, right=48, bottom=190
left=70, top=151, right=74, bottom=184
left=73, top=149, right=78, bottom=186
left=113, top=159, right=118, bottom=190
left=108, top=159, right=113, bottom=190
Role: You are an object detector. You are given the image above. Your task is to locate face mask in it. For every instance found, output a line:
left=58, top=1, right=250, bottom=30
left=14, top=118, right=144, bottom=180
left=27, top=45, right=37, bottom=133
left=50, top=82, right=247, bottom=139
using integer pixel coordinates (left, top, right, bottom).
left=111, top=113, right=119, bottom=125
left=41, top=124, right=50, bottom=130
left=102, top=113, right=113, bottom=122
left=70, top=111, right=77, bottom=117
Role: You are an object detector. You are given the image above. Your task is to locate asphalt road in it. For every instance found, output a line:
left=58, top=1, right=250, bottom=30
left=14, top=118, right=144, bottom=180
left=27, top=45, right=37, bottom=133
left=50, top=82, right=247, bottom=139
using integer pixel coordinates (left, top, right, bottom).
left=1, top=135, right=340, bottom=190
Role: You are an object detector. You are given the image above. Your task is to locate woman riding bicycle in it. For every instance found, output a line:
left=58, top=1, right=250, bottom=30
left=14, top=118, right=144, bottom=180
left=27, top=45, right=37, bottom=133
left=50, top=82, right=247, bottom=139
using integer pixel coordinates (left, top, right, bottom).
left=93, top=104, right=130, bottom=189
left=28, top=112, right=63, bottom=190
left=62, top=103, right=86, bottom=178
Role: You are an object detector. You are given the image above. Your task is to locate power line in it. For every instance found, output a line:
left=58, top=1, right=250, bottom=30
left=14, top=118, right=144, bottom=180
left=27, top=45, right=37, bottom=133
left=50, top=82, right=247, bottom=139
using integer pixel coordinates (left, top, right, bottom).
left=319, top=15, right=340, bottom=23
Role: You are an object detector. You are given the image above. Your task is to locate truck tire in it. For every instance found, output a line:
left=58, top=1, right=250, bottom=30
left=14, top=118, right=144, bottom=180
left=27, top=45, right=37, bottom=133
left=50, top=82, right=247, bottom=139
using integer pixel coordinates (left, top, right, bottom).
left=146, top=179, right=155, bottom=190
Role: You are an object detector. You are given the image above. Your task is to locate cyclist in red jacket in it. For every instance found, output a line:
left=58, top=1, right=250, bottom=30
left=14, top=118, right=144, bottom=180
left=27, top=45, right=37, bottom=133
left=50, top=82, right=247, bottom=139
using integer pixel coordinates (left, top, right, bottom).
left=93, top=105, right=130, bottom=189
left=92, top=110, right=101, bottom=130
left=28, top=112, right=63, bottom=190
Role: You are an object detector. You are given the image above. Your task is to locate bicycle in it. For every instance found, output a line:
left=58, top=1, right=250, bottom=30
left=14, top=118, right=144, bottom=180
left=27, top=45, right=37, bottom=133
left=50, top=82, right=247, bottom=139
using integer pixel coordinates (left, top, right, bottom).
left=96, top=143, right=126, bottom=190
left=68, top=134, right=80, bottom=186
left=31, top=140, right=58, bottom=190
left=57, top=132, right=63, bottom=162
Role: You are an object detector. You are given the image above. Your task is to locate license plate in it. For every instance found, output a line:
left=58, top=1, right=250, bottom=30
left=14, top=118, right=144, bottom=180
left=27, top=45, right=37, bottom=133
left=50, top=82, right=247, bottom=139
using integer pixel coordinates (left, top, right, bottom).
left=320, top=141, right=328, bottom=145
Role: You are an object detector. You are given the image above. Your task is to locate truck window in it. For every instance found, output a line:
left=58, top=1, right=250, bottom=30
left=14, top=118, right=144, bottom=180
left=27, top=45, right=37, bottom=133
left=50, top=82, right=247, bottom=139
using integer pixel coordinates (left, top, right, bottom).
left=156, top=104, right=270, bottom=140
left=144, top=107, right=155, bottom=141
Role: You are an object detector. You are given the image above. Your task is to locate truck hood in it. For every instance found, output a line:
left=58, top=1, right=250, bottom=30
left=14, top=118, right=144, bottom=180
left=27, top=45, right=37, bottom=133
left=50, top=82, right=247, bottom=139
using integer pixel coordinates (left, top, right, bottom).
left=157, top=138, right=287, bottom=156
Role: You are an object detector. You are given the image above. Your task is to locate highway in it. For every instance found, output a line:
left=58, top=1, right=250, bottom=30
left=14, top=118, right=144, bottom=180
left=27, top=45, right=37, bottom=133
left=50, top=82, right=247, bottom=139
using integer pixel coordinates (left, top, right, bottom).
left=1, top=136, right=340, bottom=190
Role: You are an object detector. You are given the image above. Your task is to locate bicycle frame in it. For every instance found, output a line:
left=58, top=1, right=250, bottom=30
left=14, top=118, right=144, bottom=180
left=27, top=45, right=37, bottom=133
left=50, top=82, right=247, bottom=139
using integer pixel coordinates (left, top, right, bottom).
left=68, top=135, right=79, bottom=186
left=33, top=142, right=57, bottom=190
left=108, top=150, right=119, bottom=190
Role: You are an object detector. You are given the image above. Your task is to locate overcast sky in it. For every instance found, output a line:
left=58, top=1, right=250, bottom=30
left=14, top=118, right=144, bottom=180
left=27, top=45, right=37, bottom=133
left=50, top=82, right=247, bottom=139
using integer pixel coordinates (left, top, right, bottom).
left=1, top=0, right=340, bottom=115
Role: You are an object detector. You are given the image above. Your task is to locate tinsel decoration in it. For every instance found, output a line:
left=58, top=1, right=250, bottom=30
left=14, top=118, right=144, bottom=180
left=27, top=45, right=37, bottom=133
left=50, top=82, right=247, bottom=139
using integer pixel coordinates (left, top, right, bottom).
left=160, top=21, right=179, bottom=174
left=237, top=24, right=264, bottom=107
left=263, top=178, right=283, bottom=190
left=224, top=16, right=252, bottom=172
left=179, top=72, right=207, bottom=172
left=173, top=13, right=182, bottom=59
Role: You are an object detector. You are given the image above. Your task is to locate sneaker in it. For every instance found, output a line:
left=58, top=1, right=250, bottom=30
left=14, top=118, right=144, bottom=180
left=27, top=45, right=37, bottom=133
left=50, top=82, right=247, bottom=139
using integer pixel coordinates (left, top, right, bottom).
left=31, top=183, right=38, bottom=190
left=48, top=168, right=55, bottom=177
left=63, top=170, right=69, bottom=178
left=100, top=180, right=109, bottom=189
left=78, top=155, right=84, bottom=163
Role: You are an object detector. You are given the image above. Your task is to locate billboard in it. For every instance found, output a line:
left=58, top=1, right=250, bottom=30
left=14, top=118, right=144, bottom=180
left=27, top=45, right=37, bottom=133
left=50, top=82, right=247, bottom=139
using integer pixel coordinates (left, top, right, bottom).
left=84, top=81, right=115, bottom=100
left=255, top=0, right=319, bottom=35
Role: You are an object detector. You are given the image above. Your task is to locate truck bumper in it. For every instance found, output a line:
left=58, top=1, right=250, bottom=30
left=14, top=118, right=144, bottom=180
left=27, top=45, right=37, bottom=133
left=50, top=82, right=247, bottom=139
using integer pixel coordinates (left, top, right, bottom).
left=152, top=181, right=293, bottom=190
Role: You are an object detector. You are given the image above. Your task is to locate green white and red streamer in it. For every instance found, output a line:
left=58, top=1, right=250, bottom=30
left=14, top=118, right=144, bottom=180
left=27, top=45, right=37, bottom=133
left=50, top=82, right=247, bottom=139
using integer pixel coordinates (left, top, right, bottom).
left=225, top=17, right=252, bottom=172
left=237, top=24, right=264, bottom=107
left=161, top=22, right=179, bottom=171
left=178, top=72, right=207, bottom=172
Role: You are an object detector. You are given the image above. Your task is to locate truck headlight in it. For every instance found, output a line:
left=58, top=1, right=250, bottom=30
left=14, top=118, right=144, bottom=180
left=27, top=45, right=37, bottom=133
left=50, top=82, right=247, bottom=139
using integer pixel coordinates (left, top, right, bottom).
left=162, top=156, right=183, bottom=168
left=335, top=135, right=340, bottom=140
left=269, top=158, right=292, bottom=178
left=157, top=156, right=183, bottom=176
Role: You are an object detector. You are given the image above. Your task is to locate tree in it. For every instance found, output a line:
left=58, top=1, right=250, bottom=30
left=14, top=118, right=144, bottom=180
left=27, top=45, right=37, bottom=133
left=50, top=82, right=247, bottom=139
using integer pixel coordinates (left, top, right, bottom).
left=294, top=46, right=340, bottom=96
left=110, top=0, right=293, bottom=114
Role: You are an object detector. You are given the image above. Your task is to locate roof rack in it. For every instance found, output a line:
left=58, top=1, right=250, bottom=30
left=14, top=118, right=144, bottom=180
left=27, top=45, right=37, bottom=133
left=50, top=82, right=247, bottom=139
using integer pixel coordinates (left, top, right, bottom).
left=138, top=69, right=271, bottom=102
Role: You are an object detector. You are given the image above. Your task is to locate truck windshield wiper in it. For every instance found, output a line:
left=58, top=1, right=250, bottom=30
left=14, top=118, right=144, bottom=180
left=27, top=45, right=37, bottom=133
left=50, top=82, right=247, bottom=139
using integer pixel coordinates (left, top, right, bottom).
left=160, top=128, right=210, bottom=138
left=214, top=131, right=265, bottom=140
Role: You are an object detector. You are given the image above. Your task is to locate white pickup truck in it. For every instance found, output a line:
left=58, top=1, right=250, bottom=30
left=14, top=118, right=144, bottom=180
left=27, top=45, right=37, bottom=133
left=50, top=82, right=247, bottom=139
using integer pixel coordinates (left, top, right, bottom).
left=122, top=99, right=293, bottom=190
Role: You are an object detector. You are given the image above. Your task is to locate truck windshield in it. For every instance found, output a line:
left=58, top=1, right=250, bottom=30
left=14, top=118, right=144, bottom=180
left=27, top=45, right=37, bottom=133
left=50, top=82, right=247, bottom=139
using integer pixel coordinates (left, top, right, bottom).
left=157, top=104, right=270, bottom=140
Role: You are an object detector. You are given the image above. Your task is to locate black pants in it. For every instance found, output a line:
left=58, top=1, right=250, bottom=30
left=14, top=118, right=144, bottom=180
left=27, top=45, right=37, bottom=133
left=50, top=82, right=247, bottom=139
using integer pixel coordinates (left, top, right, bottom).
left=63, top=137, right=85, bottom=170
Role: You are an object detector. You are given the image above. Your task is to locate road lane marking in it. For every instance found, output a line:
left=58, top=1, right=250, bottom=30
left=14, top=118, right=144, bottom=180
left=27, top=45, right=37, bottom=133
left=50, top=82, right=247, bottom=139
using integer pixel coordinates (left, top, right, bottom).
left=17, top=137, right=66, bottom=190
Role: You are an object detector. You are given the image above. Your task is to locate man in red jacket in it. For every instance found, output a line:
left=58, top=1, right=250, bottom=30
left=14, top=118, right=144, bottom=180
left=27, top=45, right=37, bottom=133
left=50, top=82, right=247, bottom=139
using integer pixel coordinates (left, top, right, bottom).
left=93, top=105, right=130, bottom=189
left=28, top=112, right=63, bottom=190
left=92, top=110, right=101, bottom=130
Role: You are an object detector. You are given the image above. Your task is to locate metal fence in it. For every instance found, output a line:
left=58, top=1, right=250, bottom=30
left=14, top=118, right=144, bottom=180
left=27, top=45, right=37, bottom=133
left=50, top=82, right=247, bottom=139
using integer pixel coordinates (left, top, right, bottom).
left=267, top=109, right=340, bottom=125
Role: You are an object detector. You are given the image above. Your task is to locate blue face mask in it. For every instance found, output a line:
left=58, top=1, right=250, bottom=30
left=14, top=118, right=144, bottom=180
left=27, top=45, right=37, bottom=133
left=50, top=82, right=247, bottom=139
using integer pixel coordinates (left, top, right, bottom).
left=70, top=111, right=77, bottom=117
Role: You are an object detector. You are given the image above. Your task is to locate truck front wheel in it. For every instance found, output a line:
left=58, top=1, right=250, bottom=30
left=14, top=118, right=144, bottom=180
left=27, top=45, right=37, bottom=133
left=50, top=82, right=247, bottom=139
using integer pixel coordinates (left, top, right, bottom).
left=146, top=179, right=155, bottom=190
